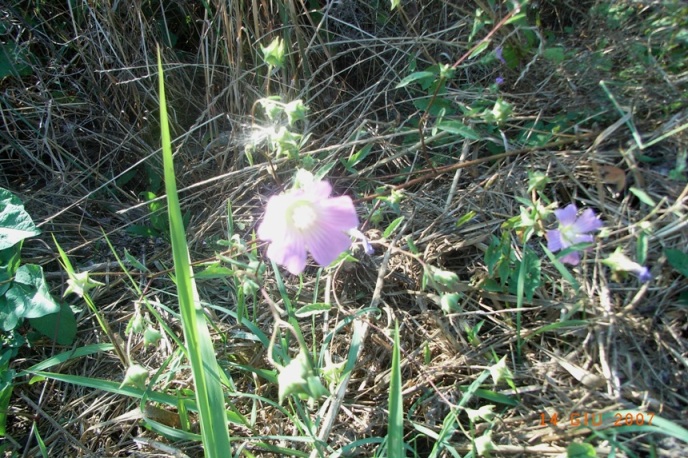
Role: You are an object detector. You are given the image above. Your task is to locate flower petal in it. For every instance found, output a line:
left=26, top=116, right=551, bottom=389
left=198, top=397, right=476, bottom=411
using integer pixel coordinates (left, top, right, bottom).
left=258, top=194, right=289, bottom=241
left=636, top=266, right=652, bottom=283
left=304, top=180, right=332, bottom=200
left=267, top=236, right=308, bottom=275
left=560, top=251, right=581, bottom=266
left=319, top=196, right=359, bottom=231
left=546, top=229, right=566, bottom=252
left=566, top=232, right=594, bottom=246
left=307, top=227, right=352, bottom=267
left=554, top=204, right=578, bottom=226
left=572, top=208, right=603, bottom=234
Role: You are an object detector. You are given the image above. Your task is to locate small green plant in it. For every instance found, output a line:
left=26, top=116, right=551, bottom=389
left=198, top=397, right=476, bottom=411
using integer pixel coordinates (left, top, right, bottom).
left=0, top=188, right=76, bottom=344
left=0, top=187, right=76, bottom=436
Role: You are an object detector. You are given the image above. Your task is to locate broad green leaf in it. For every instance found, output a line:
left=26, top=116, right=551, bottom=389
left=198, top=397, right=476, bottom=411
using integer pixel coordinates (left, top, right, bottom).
left=260, top=37, right=285, bottom=68
left=396, top=71, right=436, bottom=89
left=665, top=249, right=688, bottom=277
left=436, top=121, right=480, bottom=140
left=0, top=244, right=22, bottom=296
left=0, top=42, right=33, bottom=79
left=343, top=143, right=373, bottom=171
left=0, top=188, right=41, bottom=250
left=4, top=265, right=60, bottom=325
left=390, top=0, right=400, bottom=10
left=29, top=302, right=77, bottom=345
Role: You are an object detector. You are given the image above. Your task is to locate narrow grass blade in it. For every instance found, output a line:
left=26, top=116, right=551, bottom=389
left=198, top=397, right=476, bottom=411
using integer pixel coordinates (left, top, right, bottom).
left=387, top=320, right=406, bottom=457
left=157, top=47, right=231, bottom=456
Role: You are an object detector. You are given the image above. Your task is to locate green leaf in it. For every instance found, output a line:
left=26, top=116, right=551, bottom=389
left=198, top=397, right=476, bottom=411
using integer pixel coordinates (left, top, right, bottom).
left=0, top=362, right=14, bottom=435
left=468, top=41, right=490, bottom=59
left=600, top=410, right=688, bottom=444
left=396, top=71, right=436, bottom=89
left=157, top=48, right=231, bottom=455
left=124, top=249, right=149, bottom=272
left=629, top=187, right=656, bottom=207
left=0, top=244, right=22, bottom=296
left=666, top=249, right=688, bottom=277
left=566, top=442, right=597, bottom=457
left=435, top=121, right=480, bottom=140
left=457, top=386, right=518, bottom=406
left=194, top=264, right=235, bottom=279
left=28, top=303, right=77, bottom=345
left=543, top=47, right=566, bottom=65
left=2, top=265, right=60, bottom=330
left=383, top=216, right=405, bottom=238
left=390, top=0, right=400, bottom=10
left=0, top=42, right=33, bottom=79
left=387, top=321, right=405, bottom=457
left=0, top=188, right=41, bottom=250
left=343, top=143, right=373, bottom=171
left=455, top=211, right=477, bottom=229
left=294, top=302, right=331, bottom=318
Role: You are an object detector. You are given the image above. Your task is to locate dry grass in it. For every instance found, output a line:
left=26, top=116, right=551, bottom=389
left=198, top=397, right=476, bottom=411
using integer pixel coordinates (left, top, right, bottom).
left=1, top=0, right=687, bottom=457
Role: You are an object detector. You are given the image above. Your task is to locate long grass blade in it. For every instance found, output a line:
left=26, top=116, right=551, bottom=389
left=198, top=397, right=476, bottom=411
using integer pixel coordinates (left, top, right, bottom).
left=157, top=47, right=231, bottom=456
left=387, top=320, right=406, bottom=457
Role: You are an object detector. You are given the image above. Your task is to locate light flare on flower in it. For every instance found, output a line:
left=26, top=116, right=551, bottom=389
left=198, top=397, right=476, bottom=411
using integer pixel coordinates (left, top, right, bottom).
left=258, top=178, right=360, bottom=275
left=546, top=204, right=603, bottom=265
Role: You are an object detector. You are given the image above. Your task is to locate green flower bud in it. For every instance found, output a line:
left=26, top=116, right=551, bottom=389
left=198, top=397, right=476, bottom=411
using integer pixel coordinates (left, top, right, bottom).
left=277, top=351, right=328, bottom=404
left=64, top=271, right=104, bottom=298
left=474, top=431, right=495, bottom=457
left=488, top=355, right=512, bottom=385
left=465, top=405, right=495, bottom=423
left=284, top=99, right=307, bottom=125
left=143, top=326, right=162, bottom=347
left=120, top=364, right=149, bottom=390
left=440, top=292, right=462, bottom=313
left=261, top=37, right=285, bottom=68
left=126, top=312, right=146, bottom=335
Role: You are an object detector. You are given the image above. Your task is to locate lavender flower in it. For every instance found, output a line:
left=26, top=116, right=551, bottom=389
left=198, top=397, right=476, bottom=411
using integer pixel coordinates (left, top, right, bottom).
left=602, top=248, right=652, bottom=283
left=258, top=178, right=359, bottom=275
left=546, top=204, right=603, bottom=265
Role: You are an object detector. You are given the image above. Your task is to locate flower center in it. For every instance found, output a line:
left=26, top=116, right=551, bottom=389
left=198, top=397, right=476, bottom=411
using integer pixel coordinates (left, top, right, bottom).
left=290, top=202, right=318, bottom=232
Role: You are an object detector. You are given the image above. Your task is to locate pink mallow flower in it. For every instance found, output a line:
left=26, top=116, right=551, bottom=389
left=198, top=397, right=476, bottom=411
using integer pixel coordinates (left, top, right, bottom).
left=258, top=180, right=359, bottom=275
left=546, top=204, right=603, bottom=266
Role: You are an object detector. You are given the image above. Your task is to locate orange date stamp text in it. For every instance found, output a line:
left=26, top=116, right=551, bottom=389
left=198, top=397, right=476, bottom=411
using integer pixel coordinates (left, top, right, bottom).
left=539, top=411, right=654, bottom=428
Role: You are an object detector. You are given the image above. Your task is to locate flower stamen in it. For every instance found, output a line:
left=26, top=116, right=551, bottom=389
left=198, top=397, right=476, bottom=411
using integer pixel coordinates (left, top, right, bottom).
left=290, top=202, right=318, bottom=231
